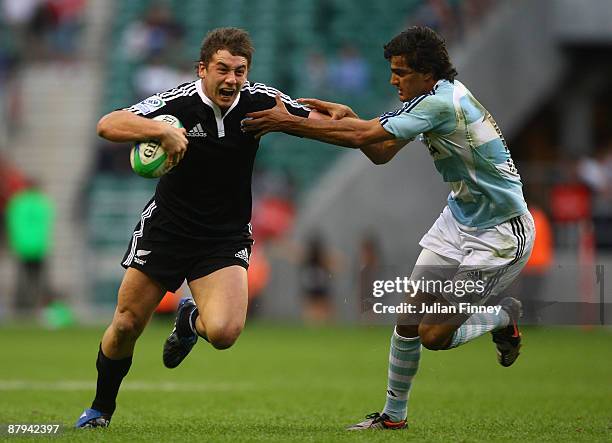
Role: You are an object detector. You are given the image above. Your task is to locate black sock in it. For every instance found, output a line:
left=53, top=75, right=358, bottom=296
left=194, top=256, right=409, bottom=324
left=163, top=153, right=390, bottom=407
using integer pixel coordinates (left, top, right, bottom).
left=91, top=345, right=132, bottom=416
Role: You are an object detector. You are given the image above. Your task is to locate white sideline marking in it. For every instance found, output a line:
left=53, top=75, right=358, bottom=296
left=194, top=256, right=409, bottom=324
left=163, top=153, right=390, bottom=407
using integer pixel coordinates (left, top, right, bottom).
left=0, top=380, right=254, bottom=392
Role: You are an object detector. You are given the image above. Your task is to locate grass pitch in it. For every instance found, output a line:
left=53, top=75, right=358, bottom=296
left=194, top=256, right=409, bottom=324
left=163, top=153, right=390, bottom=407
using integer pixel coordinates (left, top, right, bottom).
left=1, top=322, right=610, bottom=442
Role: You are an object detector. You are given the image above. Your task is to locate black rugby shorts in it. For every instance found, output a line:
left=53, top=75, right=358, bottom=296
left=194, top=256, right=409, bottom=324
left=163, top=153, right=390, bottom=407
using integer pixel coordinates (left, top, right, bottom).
left=121, top=199, right=253, bottom=292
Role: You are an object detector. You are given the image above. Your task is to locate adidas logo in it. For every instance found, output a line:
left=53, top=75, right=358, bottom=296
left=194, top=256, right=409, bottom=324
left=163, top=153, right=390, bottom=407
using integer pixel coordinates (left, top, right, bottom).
left=235, top=248, right=249, bottom=264
left=187, top=123, right=207, bottom=137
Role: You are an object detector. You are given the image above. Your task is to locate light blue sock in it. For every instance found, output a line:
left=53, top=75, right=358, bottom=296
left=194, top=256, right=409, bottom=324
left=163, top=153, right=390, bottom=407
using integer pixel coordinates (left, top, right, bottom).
left=381, top=328, right=421, bottom=422
left=447, top=310, right=510, bottom=349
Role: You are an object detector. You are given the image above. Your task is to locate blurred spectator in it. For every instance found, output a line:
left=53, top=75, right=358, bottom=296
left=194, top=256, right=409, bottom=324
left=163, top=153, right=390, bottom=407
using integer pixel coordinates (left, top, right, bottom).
left=304, top=51, right=329, bottom=97
left=133, top=53, right=186, bottom=100
left=1, top=0, right=40, bottom=55
left=121, top=2, right=185, bottom=62
left=13, top=0, right=86, bottom=60
left=5, top=182, right=55, bottom=314
left=299, top=232, right=334, bottom=323
left=329, top=44, right=369, bottom=95
left=408, top=0, right=499, bottom=46
left=357, top=232, right=384, bottom=315
left=412, top=0, right=459, bottom=43
left=45, top=0, right=86, bottom=59
left=1, top=0, right=41, bottom=26
left=550, top=179, right=590, bottom=248
left=460, top=0, right=497, bottom=33
left=578, top=145, right=612, bottom=250
left=121, top=3, right=189, bottom=106
left=577, top=153, right=608, bottom=194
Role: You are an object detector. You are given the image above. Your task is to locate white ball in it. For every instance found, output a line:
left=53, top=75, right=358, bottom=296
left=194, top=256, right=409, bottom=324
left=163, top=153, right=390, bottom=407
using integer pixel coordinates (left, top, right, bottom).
left=130, top=114, right=183, bottom=178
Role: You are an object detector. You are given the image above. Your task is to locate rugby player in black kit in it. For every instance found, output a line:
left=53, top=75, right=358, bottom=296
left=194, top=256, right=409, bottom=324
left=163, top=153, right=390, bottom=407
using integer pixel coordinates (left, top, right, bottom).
left=75, top=27, right=325, bottom=428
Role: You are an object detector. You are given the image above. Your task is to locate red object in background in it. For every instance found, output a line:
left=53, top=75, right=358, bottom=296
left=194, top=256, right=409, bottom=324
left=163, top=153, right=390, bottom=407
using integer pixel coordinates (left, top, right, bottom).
left=524, top=206, right=554, bottom=274
left=251, top=197, right=295, bottom=241
left=0, top=159, right=29, bottom=213
left=156, top=290, right=181, bottom=313
left=247, top=244, right=270, bottom=300
left=47, top=0, right=86, bottom=22
left=549, top=184, right=591, bottom=222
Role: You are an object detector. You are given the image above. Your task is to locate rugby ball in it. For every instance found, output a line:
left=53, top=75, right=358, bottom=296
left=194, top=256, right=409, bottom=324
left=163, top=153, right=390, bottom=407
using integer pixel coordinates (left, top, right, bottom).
left=130, top=114, right=183, bottom=178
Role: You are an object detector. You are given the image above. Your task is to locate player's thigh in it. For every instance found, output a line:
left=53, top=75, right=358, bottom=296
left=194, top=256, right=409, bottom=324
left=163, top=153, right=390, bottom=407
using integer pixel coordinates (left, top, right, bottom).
left=114, top=267, right=167, bottom=331
left=188, top=265, right=248, bottom=333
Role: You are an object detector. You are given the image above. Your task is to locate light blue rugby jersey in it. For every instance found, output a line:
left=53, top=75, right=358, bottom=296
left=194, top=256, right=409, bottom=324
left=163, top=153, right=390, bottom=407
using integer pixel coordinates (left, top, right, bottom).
left=380, top=79, right=528, bottom=228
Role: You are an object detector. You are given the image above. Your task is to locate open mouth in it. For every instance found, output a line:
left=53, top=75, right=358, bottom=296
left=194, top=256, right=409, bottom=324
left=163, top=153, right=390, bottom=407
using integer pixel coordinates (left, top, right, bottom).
left=219, top=88, right=235, bottom=98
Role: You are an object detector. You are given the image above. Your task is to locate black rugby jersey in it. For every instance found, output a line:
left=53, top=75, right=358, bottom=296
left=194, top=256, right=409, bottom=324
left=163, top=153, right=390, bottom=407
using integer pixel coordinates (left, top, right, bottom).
left=123, top=79, right=310, bottom=237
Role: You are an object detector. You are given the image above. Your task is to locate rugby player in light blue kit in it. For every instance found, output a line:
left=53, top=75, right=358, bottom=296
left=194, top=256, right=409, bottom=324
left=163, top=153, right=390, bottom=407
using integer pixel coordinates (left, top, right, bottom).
left=243, top=26, right=535, bottom=431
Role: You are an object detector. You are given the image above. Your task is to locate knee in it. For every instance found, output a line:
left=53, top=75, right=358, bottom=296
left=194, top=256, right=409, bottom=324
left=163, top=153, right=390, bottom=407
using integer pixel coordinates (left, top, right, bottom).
left=418, top=325, right=451, bottom=351
left=112, top=309, right=146, bottom=342
left=206, top=322, right=243, bottom=350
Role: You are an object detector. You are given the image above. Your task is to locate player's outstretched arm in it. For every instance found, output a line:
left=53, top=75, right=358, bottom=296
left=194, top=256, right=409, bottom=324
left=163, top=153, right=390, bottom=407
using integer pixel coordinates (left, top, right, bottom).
left=97, top=110, right=188, bottom=162
left=296, top=97, right=409, bottom=163
left=243, top=95, right=394, bottom=148
left=360, top=138, right=410, bottom=165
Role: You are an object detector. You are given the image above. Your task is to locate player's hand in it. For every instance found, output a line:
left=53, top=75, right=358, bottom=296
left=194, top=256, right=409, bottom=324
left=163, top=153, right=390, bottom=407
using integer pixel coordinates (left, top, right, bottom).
left=159, top=124, right=188, bottom=166
left=297, top=98, right=358, bottom=120
left=243, top=94, right=294, bottom=139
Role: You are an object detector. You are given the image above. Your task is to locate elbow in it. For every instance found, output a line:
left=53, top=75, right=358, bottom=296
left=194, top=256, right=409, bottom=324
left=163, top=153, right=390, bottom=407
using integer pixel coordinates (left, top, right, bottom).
left=96, top=117, right=111, bottom=138
left=371, top=156, right=390, bottom=165
left=367, top=154, right=391, bottom=165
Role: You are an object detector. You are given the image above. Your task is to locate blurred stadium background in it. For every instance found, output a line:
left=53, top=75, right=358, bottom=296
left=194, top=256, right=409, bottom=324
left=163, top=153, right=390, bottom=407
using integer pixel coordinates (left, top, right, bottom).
left=1, top=0, right=611, bottom=440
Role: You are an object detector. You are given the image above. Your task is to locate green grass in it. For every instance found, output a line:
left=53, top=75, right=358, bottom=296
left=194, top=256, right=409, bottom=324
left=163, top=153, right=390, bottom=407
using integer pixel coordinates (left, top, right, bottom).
left=1, top=322, right=611, bottom=442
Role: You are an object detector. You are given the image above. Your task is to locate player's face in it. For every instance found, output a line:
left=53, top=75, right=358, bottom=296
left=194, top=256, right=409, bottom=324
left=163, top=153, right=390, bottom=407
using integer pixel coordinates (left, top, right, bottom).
left=389, top=56, right=435, bottom=102
left=199, top=50, right=249, bottom=110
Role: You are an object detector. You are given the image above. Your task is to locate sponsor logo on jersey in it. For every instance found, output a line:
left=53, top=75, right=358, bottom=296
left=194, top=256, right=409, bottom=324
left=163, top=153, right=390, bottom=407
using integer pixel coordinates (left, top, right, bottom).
left=133, top=257, right=146, bottom=265
left=235, top=248, right=249, bottom=264
left=187, top=123, right=207, bottom=138
left=134, top=95, right=165, bottom=115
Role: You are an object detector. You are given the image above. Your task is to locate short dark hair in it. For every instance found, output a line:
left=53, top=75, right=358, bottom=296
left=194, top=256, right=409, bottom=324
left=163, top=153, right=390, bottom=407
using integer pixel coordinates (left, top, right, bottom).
left=384, top=26, right=457, bottom=81
left=198, top=27, right=254, bottom=68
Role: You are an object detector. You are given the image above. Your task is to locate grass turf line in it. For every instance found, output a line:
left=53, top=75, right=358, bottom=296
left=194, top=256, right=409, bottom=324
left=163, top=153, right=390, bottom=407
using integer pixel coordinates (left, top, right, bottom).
left=0, top=323, right=610, bottom=442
